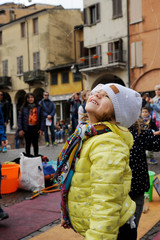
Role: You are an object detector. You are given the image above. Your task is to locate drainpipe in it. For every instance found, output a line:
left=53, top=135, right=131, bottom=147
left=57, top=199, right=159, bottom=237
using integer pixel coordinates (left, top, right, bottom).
left=127, top=0, right=130, bottom=87
left=74, top=27, right=77, bottom=62
left=26, top=18, right=30, bottom=91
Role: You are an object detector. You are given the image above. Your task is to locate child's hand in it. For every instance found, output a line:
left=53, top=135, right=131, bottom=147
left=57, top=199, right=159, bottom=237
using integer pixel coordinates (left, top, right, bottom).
left=19, top=130, right=24, bottom=137
left=61, top=218, right=71, bottom=229
left=38, top=130, right=43, bottom=136
left=1, top=140, right=8, bottom=147
left=154, top=130, right=160, bottom=135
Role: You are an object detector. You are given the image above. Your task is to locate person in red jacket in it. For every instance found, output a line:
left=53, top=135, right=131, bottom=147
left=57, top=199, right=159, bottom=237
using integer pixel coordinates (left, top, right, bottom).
left=18, top=93, right=44, bottom=157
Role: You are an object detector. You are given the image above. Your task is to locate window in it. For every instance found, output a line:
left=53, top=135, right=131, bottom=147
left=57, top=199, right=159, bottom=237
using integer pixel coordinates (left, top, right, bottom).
left=0, top=31, right=2, bottom=45
left=21, top=22, right=26, bottom=38
left=131, top=41, right=143, bottom=68
left=73, top=72, right=82, bottom=82
left=112, top=0, right=122, bottom=19
left=61, top=72, right=69, bottom=84
left=9, top=10, right=16, bottom=21
left=17, top=56, right=23, bottom=75
left=90, top=45, right=102, bottom=66
left=2, top=60, right=8, bottom=76
left=108, top=39, right=123, bottom=63
left=130, top=0, right=142, bottom=24
left=51, top=73, right=58, bottom=85
left=84, top=3, right=100, bottom=25
left=33, top=18, right=38, bottom=34
left=33, top=52, right=40, bottom=70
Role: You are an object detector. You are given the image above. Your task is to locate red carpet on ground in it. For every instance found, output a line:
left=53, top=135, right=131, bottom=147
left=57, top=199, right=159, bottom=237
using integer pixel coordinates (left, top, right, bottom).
left=153, top=231, right=160, bottom=240
left=0, top=192, right=61, bottom=240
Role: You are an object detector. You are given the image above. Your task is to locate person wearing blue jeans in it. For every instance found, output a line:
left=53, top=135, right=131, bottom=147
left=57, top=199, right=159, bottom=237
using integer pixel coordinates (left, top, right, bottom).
left=39, top=92, right=56, bottom=146
left=0, top=107, right=9, bottom=220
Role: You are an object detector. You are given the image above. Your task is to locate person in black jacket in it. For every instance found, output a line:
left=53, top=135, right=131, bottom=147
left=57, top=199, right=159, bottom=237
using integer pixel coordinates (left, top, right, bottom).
left=18, top=93, right=44, bottom=157
left=68, top=92, right=81, bottom=134
left=39, top=92, right=56, bottom=147
left=129, top=118, right=160, bottom=227
left=141, top=106, right=158, bottom=164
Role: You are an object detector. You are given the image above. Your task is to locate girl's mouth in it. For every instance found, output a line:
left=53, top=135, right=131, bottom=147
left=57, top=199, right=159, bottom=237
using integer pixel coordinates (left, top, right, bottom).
left=90, top=99, right=98, bottom=105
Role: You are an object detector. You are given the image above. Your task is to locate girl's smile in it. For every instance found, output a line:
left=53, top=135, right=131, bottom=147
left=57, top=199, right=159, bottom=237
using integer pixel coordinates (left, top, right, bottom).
left=86, top=90, right=114, bottom=124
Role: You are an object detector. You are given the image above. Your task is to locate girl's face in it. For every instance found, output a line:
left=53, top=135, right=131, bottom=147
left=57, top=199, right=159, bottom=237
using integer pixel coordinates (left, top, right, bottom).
left=27, top=95, right=35, bottom=104
left=86, top=90, right=114, bottom=124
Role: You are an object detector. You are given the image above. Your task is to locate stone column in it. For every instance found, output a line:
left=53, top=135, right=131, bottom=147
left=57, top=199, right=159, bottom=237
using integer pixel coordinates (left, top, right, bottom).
left=12, top=102, right=17, bottom=129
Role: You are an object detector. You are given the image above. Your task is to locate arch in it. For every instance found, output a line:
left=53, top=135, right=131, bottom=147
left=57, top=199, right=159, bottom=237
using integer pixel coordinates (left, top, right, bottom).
left=15, top=90, right=26, bottom=115
left=131, top=68, right=160, bottom=92
left=91, top=74, right=125, bottom=90
left=33, top=88, right=44, bottom=102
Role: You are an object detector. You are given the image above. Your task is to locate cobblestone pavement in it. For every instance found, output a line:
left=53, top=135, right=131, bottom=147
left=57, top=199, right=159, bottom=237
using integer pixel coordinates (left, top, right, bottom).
left=0, top=145, right=160, bottom=239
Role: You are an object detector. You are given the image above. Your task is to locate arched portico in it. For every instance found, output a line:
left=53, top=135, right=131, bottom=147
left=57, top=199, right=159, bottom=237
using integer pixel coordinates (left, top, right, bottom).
left=91, top=74, right=125, bottom=90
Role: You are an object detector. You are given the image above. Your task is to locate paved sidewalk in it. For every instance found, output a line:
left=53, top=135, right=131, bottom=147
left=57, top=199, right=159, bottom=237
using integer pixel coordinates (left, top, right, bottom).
left=0, top=145, right=160, bottom=240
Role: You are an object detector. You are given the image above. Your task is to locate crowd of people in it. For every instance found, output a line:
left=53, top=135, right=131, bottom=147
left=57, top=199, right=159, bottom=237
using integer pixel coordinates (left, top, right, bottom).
left=0, top=84, right=160, bottom=240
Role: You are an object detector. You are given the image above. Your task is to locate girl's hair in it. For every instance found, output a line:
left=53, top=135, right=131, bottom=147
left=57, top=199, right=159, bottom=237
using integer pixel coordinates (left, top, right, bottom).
left=21, top=92, right=38, bottom=110
left=129, top=117, right=149, bottom=135
left=141, top=106, right=150, bottom=113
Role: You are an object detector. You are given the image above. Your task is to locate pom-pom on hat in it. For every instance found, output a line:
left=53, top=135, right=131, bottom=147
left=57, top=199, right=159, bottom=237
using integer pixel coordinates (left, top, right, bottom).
left=91, top=83, right=142, bottom=128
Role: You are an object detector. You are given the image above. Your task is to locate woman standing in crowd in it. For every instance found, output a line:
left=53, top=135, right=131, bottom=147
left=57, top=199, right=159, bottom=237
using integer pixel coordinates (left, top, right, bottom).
left=18, top=93, right=44, bottom=157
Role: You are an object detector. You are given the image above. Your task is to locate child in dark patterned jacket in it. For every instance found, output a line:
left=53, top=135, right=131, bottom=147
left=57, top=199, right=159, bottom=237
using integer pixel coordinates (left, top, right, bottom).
left=141, top=106, right=158, bottom=164
left=129, top=118, right=160, bottom=227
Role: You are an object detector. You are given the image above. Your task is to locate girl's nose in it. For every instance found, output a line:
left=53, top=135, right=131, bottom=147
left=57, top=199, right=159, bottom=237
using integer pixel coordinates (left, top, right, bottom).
left=95, top=91, right=101, bottom=98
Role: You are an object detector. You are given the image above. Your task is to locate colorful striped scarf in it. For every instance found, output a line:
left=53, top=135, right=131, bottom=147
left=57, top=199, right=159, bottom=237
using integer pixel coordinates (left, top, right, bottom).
left=54, top=122, right=111, bottom=226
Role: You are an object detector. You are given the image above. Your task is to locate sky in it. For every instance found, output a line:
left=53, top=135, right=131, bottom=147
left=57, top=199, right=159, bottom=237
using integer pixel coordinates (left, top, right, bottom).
left=0, top=0, right=83, bottom=10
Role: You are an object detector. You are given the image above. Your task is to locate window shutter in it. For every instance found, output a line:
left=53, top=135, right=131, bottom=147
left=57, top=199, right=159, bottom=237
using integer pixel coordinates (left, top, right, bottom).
left=118, top=0, right=122, bottom=17
left=131, top=42, right=136, bottom=68
left=80, top=41, right=84, bottom=57
left=118, top=38, right=123, bottom=61
left=96, top=3, right=100, bottom=22
left=0, top=31, right=2, bottom=45
left=97, top=45, right=102, bottom=65
left=83, top=8, right=88, bottom=25
left=37, top=52, right=40, bottom=69
left=108, top=42, right=113, bottom=63
left=21, top=56, right=23, bottom=73
left=130, top=0, right=142, bottom=24
left=113, top=0, right=122, bottom=18
left=3, top=60, right=8, bottom=76
left=136, top=41, right=143, bottom=67
left=33, top=52, right=36, bottom=70
left=17, top=57, right=19, bottom=75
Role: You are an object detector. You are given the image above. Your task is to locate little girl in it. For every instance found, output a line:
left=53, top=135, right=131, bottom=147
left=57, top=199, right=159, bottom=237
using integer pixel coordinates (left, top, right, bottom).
left=57, top=83, right=142, bottom=240
left=18, top=93, right=44, bottom=156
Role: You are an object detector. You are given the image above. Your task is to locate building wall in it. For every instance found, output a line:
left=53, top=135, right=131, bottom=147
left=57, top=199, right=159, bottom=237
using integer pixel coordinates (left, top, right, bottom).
left=0, top=3, right=55, bottom=25
left=0, top=7, right=83, bottom=130
left=83, top=0, right=128, bottom=89
left=129, top=0, right=160, bottom=92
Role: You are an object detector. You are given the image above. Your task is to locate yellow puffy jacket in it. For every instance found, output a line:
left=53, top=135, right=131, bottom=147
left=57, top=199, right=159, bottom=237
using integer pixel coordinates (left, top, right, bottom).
left=68, top=122, right=136, bottom=240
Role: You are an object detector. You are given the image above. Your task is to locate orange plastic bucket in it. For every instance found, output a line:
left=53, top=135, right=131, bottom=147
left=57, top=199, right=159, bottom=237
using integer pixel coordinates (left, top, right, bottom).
left=1, top=164, right=20, bottom=194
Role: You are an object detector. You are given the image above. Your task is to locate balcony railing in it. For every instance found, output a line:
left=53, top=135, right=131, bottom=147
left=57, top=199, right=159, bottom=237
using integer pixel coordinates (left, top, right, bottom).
left=107, top=50, right=126, bottom=64
left=23, top=69, right=45, bottom=85
left=79, top=54, right=102, bottom=69
left=79, top=50, right=126, bottom=70
left=0, top=76, right=12, bottom=88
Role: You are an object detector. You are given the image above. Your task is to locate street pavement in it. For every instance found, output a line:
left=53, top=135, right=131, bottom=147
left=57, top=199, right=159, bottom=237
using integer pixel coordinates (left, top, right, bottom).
left=0, top=144, right=160, bottom=239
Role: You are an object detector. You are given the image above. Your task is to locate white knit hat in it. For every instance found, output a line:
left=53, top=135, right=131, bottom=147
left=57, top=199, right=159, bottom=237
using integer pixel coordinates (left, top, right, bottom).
left=91, top=83, right=142, bottom=128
